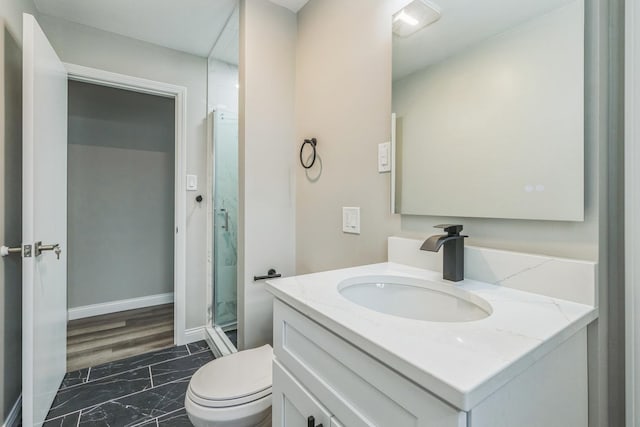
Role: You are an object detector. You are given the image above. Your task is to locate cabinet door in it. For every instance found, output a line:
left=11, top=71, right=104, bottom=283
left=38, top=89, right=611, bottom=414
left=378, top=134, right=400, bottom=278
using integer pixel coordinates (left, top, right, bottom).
left=331, top=418, right=345, bottom=427
left=273, top=360, right=331, bottom=427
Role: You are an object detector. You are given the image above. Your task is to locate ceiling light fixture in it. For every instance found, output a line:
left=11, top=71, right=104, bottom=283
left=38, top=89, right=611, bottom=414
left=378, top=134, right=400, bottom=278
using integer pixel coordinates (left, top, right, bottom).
left=392, top=0, right=441, bottom=38
left=395, top=10, right=419, bottom=26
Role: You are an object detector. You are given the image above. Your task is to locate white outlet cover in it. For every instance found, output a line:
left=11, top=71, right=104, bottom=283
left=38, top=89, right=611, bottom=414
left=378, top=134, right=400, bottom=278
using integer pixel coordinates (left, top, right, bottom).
left=187, top=174, right=198, bottom=191
left=378, top=142, right=391, bottom=173
left=342, top=207, right=361, bottom=234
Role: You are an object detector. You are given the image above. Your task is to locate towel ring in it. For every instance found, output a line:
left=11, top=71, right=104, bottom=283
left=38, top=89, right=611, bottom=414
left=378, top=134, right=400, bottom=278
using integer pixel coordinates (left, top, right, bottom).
left=300, top=138, right=318, bottom=169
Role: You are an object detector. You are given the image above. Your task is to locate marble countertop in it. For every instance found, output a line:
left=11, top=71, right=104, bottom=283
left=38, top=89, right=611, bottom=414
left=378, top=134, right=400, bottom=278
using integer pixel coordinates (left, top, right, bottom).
left=265, top=262, right=597, bottom=411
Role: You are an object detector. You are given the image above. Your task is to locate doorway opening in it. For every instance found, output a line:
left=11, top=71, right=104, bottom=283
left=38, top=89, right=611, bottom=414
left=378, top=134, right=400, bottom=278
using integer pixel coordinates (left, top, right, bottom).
left=64, top=74, right=185, bottom=371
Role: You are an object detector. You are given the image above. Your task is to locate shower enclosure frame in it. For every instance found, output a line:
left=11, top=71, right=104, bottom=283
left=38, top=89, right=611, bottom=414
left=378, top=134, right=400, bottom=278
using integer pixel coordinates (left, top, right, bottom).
left=205, top=109, right=238, bottom=357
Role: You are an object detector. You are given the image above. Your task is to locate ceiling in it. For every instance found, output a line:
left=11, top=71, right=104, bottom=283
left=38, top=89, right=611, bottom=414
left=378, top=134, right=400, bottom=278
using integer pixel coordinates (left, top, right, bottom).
left=34, top=0, right=238, bottom=57
left=393, top=0, right=578, bottom=80
left=34, top=0, right=308, bottom=61
left=210, top=5, right=240, bottom=65
left=269, top=0, right=310, bottom=12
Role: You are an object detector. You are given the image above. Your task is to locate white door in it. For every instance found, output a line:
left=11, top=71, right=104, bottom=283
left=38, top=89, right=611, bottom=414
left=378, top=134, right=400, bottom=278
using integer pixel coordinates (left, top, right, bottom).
left=22, top=13, right=68, bottom=427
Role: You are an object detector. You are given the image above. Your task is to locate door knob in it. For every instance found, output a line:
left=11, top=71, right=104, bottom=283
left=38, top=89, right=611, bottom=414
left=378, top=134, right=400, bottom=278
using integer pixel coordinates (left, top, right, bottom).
left=307, top=416, right=323, bottom=427
left=34, top=241, right=61, bottom=259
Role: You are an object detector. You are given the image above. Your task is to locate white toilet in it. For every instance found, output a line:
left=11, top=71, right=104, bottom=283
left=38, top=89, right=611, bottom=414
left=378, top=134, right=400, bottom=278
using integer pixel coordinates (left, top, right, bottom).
left=185, top=344, right=273, bottom=427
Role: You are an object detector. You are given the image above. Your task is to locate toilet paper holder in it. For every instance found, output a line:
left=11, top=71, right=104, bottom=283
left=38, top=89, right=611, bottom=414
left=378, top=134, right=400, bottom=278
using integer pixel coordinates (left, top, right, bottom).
left=254, top=268, right=281, bottom=281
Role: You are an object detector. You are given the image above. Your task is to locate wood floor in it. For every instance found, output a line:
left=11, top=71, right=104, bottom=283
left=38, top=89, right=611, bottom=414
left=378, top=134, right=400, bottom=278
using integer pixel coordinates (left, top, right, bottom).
left=67, top=303, right=175, bottom=372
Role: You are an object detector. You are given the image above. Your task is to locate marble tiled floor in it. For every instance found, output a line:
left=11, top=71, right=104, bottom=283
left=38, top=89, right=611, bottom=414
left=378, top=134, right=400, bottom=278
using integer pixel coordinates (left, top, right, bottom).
left=43, top=340, right=213, bottom=426
left=224, top=329, right=237, bottom=348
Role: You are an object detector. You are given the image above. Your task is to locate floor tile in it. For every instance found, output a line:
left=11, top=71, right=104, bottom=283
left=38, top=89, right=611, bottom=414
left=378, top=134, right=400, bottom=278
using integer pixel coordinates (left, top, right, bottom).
left=134, top=408, right=193, bottom=427
left=157, top=408, right=193, bottom=426
left=60, top=368, right=89, bottom=389
left=78, top=378, right=190, bottom=427
left=89, top=345, right=189, bottom=381
left=186, top=340, right=209, bottom=354
left=225, top=330, right=237, bottom=348
left=44, top=342, right=213, bottom=427
left=151, top=351, right=214, bottom=386
left=134, top=419, right=158, bottom=427
left=46, top=366, right=151, bottom=420
left=42, top=411, right=80, bottom=427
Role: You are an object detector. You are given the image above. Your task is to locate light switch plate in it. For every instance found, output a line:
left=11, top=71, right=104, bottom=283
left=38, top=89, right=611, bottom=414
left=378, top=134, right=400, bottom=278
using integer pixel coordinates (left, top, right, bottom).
left=342, top=207, right=360, bottom=234
left=378, top=142, right=391, bottom=173
left=187, top=174, right=198, bottom=191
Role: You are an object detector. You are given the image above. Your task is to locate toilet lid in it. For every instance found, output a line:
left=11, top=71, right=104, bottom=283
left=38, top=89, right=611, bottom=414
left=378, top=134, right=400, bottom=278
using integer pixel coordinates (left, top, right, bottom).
left=189, top=344, right=273, bottom=408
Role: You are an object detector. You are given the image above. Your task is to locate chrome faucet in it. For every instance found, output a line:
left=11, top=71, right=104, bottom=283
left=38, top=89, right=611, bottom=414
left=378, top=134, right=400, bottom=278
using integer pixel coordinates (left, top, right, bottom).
left=421, top=224, right=468, bottom=282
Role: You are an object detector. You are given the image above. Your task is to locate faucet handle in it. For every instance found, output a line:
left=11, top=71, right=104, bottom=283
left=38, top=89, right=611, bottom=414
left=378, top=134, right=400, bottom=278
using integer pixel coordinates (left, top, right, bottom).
left=434, top=224, right=463, bottom=235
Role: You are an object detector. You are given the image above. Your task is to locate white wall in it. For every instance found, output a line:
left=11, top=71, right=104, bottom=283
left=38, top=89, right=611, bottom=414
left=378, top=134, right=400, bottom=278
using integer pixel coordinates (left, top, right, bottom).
left=238, top=0, right=296, bottom=349
left=38, top=15, right=209, bottom=329
left=0, top=0, right=37, bottom=422
left=67, top=81, right=175, bottom=308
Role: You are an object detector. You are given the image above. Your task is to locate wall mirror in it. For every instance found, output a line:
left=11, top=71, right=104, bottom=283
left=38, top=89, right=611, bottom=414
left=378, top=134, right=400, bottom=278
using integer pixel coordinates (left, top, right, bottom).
left=392, top=0, right=584, bottom=221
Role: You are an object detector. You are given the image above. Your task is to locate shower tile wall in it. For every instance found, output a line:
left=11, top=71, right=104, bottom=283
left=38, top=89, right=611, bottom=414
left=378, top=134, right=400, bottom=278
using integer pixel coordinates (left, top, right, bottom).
left=213, top=110, right=238, bottom=327
left=208, top=56, right=240, bottom=328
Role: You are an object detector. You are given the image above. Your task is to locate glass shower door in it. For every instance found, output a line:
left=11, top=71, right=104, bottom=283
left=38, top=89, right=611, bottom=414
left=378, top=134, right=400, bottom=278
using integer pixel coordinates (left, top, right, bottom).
left=213, top=110, right=238, bottom=329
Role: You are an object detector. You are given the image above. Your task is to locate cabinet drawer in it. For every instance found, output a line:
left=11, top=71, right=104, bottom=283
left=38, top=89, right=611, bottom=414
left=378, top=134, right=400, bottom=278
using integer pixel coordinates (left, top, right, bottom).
left=273, top=300, right=466, bottom=427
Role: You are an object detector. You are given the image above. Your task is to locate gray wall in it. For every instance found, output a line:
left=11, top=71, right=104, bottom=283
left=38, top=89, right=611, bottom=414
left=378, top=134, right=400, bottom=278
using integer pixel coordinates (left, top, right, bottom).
left=0, top=0, right=36, bottom=423
left=39, top=15, right=209, bottom=329
left=68, top=81, right=174, bottom=308
left=295, top=0, right=401, bottom=275
left=295, top=0, right=623, bottom=424
left=606, top=0, right=625, bottom=423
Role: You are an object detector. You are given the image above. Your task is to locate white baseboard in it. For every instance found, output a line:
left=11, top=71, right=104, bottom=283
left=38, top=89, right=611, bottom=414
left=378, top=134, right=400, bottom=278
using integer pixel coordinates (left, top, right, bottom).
left=183, top=326, right=206, bottom=345
left=3, top=395, right=21, bottom=427
left=68, top=293, right=174, bottom=320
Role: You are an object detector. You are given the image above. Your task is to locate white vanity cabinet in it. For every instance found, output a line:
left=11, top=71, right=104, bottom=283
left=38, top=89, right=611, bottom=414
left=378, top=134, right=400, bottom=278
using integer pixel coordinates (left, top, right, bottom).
left=271, top=298, right=589, bottom=427
left=272, top=299, right=467, bottom=427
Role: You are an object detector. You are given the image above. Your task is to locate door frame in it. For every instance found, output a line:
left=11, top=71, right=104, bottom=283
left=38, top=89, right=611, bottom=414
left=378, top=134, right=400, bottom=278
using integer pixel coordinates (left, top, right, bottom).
left=64, top=63, right=189, bottom=345
left=205, top=109, right=238, bottom=356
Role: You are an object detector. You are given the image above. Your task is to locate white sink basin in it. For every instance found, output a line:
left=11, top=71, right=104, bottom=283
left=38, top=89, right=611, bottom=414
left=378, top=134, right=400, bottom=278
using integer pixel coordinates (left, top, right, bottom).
left=338, top=275, right=492, bottom=322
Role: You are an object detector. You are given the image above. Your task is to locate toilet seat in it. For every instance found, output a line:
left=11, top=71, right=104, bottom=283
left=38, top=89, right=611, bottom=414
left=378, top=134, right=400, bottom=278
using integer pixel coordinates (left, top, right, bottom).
left=187, top=386, right=272, bottom=408
left=187, top=344, right=273, bottom=409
